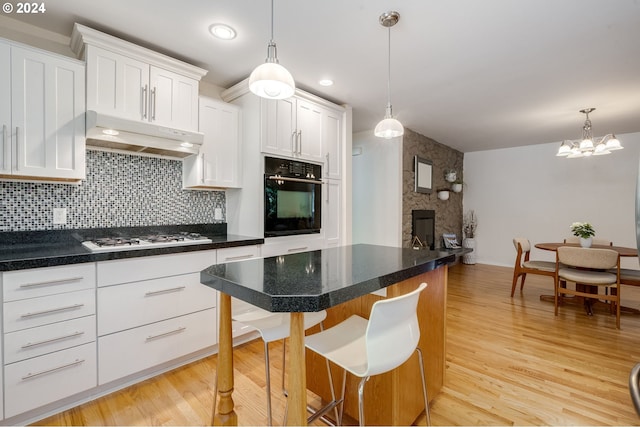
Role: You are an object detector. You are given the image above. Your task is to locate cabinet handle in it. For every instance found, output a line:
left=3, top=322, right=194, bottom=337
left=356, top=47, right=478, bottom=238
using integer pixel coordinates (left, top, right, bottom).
left=326, top=181, right=330, bottom=203
left=14, top=126, right=19, bottom=171
left=151, top=87, right=157, bottom=120
left=21, top=359, right=85, bottom=381
left=146, top=326, right=186, bottom=341
left=288, top=246, right=308, bottom=253
left=224, top=254, right=254, bottom=262
left=19, top=276, right=83, bottom=289
left=291, top=130, right=297, bottom=153
left=2, top=124, right=7, bottom=171
left=142, top=84, right=148, bottom=119
left=297, top=130, right=302, bottom=154
left=21, top=331, right=85, bottom=349
left=200, top=153, right=205, bottom=184
left=325, top=153, right=330, bottom=177
left=145, top=286, right=186, bottom=297
left=20, top=303, right=84, bottom=318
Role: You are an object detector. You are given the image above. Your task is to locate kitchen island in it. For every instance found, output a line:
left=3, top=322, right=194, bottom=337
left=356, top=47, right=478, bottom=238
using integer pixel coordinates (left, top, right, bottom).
left=201, top=244, right=455, bottom=426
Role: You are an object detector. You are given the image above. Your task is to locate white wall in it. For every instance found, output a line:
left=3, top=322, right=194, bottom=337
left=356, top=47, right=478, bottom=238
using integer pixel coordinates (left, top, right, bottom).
left=352, top=130, right=403, bottom=247
left=464, top=131, right=640, bottom=269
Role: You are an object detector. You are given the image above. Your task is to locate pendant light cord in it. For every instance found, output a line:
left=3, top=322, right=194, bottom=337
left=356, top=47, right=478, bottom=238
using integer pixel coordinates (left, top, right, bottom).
left=270, top=0, right=275, bottom=43
left=386, top=26, right=392, bottom=109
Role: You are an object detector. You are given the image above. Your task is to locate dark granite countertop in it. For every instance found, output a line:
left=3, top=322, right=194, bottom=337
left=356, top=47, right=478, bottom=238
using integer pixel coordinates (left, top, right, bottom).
left=201, top=244, right=456, bottom=312
left=0, top=224, right=264, bottom=272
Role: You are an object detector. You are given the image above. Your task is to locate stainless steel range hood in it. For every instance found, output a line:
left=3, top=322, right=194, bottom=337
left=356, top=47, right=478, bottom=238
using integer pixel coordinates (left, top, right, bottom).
left=85, top=110, right=204, bottom=159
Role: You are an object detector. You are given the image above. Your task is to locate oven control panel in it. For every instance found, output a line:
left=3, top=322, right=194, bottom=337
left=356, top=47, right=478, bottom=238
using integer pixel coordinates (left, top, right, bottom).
left=265, top=156, right=321, bottom=179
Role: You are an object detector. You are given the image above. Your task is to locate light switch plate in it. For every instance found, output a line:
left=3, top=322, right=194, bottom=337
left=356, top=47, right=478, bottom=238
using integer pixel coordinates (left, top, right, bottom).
left=214, top=208, right=223, bottom=220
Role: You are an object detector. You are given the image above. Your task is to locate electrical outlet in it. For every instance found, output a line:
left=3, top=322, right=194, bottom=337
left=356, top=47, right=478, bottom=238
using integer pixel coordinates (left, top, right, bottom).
left=214, top=208, right=223, bottom=221
left=53, top=208, right=67, bottom=225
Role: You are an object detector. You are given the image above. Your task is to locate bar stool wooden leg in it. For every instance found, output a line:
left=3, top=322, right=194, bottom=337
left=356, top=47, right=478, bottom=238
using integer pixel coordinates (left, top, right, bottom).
left=212, top=293, right=237, bottom=426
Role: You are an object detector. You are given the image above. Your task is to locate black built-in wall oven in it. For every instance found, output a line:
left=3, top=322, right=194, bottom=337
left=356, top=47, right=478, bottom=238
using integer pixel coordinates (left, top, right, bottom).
left=264, top=156, right=322, bottom=237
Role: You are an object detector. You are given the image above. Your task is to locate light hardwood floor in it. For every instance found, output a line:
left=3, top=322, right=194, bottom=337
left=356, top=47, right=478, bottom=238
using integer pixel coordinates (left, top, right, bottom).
left=33, top=263, right=640, bottom=426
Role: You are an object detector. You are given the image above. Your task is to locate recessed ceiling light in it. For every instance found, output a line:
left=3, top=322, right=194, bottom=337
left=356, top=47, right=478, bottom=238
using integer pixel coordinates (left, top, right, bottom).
left=180, top=142, right=194, bottom=148
left=318, top=79, right=334, bottom=87
left=102, top=129, right=119, bottom=136
left=209, top=24, right=237, bottom=40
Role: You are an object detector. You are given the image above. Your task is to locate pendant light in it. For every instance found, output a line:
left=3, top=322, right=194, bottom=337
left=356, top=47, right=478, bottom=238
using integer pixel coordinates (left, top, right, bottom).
left=249, top=0, right=295, bottom=99
left=374, top=11, right=404, bottom=139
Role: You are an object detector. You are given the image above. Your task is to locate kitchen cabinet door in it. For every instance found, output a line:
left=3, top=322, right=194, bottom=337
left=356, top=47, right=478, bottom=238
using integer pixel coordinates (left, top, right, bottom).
left=183, top=97, right=240, bottom=189
left=324, top=179, right=342, bottom=247
left=296, top=99, right=323, bottom=161
left=150, top=66, right=199, bottom=131
left=85, top=46, right=149, bottom=122
left=0, top=41, right=11, bottom=176
left=262, top=97, right=296, bottom=157
left=323, top=108, right=343, bottom=180
left=9, top=45, right=85, bottom=181
left=261, top=97, right=323, bottom=162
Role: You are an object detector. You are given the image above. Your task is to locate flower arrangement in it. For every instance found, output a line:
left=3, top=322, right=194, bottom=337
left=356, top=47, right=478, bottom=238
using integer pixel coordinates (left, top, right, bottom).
left=463, top=210, right=477, bottom=238
left=570, top=222, right=595, bottom=239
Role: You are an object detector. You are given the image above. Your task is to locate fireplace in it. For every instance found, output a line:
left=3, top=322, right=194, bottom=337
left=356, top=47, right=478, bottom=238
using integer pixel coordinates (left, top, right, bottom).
left=412, top=210, right=435, bottom=250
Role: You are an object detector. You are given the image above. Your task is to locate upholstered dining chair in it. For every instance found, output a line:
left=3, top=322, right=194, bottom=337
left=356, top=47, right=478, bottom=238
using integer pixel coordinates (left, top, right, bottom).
left=511, top=238, right=556, bottom=297
left=554, top=246, right=621, bottom=329
left=563, top=237, right=613, bottom=246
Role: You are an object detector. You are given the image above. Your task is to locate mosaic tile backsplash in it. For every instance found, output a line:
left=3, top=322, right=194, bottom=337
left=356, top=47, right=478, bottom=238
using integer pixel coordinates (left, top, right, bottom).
left=0, top=150, right=226, bottom=231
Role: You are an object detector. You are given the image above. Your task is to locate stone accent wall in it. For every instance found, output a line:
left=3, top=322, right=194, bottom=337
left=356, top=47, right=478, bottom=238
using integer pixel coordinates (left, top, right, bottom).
left=402, top=128, right=464, bottom=248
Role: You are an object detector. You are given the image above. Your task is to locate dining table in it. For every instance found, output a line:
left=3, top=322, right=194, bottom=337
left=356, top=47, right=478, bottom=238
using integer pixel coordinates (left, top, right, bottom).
left=200, top=244, right=455, bottom=426
left=534, top=242, right=639, bottom=315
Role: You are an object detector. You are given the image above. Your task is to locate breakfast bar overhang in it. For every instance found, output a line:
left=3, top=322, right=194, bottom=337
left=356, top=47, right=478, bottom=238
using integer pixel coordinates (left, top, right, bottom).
left=201, top=244, right=455, bottom=426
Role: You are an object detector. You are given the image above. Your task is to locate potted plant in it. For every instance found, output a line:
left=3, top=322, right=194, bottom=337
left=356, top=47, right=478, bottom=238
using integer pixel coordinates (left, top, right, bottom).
left=570, top=222, right=595, bottom=248
left=462, top=210, right=478, bottom=264
left=445, top=169, right=457, bottom=183
left=452, top=179, right=463, bottom=193
left=437, top=189, right=450, bottom=200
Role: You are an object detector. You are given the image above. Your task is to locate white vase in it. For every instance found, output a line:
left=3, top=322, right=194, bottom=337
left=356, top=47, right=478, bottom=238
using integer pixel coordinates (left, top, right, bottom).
left=580, top=237, right=592, bottom=248
left=462, top=237, right=476, bottom=264
left=437, top=190, right=450, bottom=200
left=452, top=183, right=463, bottom=193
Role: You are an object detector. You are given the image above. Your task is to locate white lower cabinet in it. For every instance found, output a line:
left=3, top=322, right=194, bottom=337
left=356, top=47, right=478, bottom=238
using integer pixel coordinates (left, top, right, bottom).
left=4, top=341, right=96, bottom=418
left=96, top=250, right=218, bottom=385
left=2, top=263, right=97, bottom=420
left=98, top=308, right=216, bottom=384
left=261, top=235, right=325, bottom=258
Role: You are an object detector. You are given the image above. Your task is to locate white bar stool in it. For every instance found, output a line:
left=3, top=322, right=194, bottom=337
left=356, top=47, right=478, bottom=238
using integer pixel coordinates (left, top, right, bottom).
left=230, top=300, right=327, bottom=426
left=305, top=282, right=430, bottom=426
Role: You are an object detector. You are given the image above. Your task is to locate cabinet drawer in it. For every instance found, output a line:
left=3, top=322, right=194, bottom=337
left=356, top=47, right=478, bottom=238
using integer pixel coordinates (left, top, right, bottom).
left=3, top=263, right=95, bottom=302
left=97, top=250, right=216, bottom=286
left=5, top=315, right=96, bottom=364
left=98, top=308, right=216, bottom=385
left=4, top=289, right=96, bottom=333
left=4, top=342, right=96, bottom=418
left=261, top=236, right=324, bottom=258
left=98, top=273, right=217, bottom=335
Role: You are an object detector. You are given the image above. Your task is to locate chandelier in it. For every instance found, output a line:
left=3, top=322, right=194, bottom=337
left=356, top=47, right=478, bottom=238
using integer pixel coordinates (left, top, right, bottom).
left=556, top=108, right=623, bottom=158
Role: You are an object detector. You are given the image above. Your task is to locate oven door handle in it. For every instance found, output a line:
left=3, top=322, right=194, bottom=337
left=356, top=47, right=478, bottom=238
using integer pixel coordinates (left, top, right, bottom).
left=266, top=176, right=323, bottom=185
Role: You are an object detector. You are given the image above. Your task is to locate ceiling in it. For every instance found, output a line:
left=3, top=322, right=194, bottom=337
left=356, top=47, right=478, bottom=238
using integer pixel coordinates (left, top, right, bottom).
left=7, top=0, right=640, bottom=153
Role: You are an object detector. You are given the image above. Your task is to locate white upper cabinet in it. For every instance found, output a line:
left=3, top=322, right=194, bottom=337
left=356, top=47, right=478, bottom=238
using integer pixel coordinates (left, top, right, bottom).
left=72, top=24, right=206, bottom=133
left=85, top=46, right=149, bottom=123
left=0, top=39, right=86, bottom=182
left=323, top=108, right=343, bottom=180
left=183, top=97, right=241, bottom=189
left=261, top=97, right=323, bottom=162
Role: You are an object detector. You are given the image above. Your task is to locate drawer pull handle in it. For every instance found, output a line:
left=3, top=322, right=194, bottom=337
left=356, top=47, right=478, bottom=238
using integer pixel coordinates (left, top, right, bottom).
left=146, top=326, right=186, bottom=341
left=21, top=359, right=85, bottom=380
left=19, top=276, right=84, bottom=289
left=145, top=286, right=186, bottom=297
left=224, top=254, right=254, bottom=261
left=288, top=247, right=308, bottom=253
left=21, top=331, right=85, bottom=349
left=20, top=303, right=85, bottom=318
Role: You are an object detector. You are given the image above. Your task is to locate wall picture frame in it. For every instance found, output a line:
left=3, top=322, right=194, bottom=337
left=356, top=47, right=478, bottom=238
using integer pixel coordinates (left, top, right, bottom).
left=414, top=156, right=433, bottom=194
